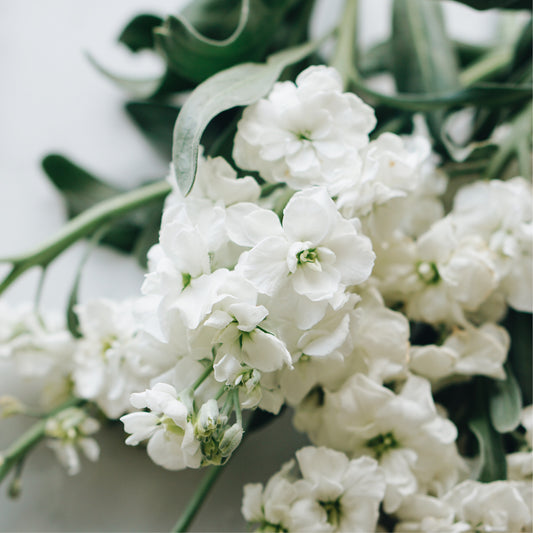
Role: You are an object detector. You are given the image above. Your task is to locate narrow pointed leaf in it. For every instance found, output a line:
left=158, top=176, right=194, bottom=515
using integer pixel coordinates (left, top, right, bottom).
left=391, top=0, right=460, bottom=144
left=433, top=0, right=531, bottom=10
left=352, top=80, right=532, bottom=111
left=172, top=38, right=321, bottom=196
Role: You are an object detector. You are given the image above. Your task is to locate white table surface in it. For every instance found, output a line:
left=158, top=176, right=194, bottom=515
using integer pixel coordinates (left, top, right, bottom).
left=0, top=1, right=498, bottom=531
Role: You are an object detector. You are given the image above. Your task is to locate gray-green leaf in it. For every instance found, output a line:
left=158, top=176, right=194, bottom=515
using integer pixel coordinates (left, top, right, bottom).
left=86, top=52, right=164, bottom=99
left=172, top=39, right=321, bottom=196
left=391, top=0, right=460, bottom=144
left=488, top=365, right=523, bottom=433
left=468, top=379, right=507, bottom=482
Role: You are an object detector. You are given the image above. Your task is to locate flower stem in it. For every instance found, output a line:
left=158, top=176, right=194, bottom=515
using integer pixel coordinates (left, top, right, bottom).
left=233, top=389, right=242, bottom=427
left=191, top=365, right=214, bottom=391
left=171, top=465, right=224, bottom=533
left=0, top=180, right=171, bottom=296
left=0, top=397, right=84, bottom=484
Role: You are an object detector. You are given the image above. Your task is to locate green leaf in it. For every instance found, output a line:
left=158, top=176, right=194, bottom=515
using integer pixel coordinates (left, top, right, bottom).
left=434, top=0, right=531, bottom=10
left=505, top=310, right=533, bottom=406
left=468, top=378, right=507, bottom=482
left=125, top=102, right=180, bottom=159
left=392, top=0, right=459, bottom=94
left=86, top=52, right=164, bottom=99
left=391, top=0, right=460, bottom=145
left=172, top=38, right=322, bottom=196
left=352, top=80, right=532, bottom=111
left=488, top=365, right=523, bottom=433
left=42, top=154, right=145, bottom=253
left=118, top=14, right=163, bottom=52
left=154, top=0, right=304, bottom=83
left=42, top=154, right=124, bottom=216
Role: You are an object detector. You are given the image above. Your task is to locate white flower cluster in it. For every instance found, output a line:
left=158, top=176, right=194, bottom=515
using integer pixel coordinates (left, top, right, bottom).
left=0, top=65, right=531, bottom=529
left=242, top=446, right=385, bottom=533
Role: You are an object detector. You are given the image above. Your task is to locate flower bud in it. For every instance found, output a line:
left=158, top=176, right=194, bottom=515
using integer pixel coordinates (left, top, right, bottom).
left=219, top=423, right=243, bottom=457
left=196, top=399, right=222, bottom=438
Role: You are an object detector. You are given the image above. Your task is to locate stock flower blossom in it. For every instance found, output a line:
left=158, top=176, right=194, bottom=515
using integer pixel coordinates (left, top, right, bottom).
left=235, top=187, right=375, bottom=306
left=72, top=299, right=168, bottom=419
left=233, top=65, right=375, bottom=190
left=0, top=302, right=74, bottom=394
left=294, top=374, right=463, bottom=512
left=410, top=321, right=510, bottom=383
left=395, top=480, right=532, bottom=532
left=45, top=407, right=100, bottom=476
left=242, top=446, right=385, bottom=532
left=121, top=382, right=202, bottom=470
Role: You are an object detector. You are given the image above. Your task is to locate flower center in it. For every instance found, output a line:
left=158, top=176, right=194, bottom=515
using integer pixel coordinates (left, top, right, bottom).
left=319, top=498, right=342, bottom=526
left=182, top=272, right=192, bottom=289
left=416, top=261, right=440, bottom=284
left=297, top=247, right=318, bottom=265
left=160, top=415, right=185, bottom=437
left=295, top=129, right=312, bottom=141
left=366, top=431, right=399, bottom=460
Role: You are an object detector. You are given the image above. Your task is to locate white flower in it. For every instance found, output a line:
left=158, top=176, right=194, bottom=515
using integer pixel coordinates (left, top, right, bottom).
left=242, top=447, right=385, bottom=533
left=121, top=382, right=201, bottom=470
left=451, top=177, right=533, bottom=313
left=336, top=133, right=432, bottom=217
left=292, top=447, right=385, bottom=533
left=233, top=65, right=375, bottom=190
left=236, top=187, right=375, bottom=304
left=45, top=407, right=100, bottom=476
left=443, top=480, right=532, bottom=532
left=294, top=374, right=464, bottom=512
left=410, top=322, right=510, bottom=382
left=72, top=299, right=166, bottom=419
left=242, top=459, right=300, bottom=531
left=0, top=302, right=74, bottom=380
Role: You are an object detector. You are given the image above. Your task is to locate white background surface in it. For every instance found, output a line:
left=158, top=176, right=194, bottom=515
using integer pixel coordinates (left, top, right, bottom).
left=0, top=1, right=498, bottom=531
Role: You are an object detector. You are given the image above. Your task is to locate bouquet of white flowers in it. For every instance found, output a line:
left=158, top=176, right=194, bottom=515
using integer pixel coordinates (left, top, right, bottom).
left=1, top=0, right=531, bottom=531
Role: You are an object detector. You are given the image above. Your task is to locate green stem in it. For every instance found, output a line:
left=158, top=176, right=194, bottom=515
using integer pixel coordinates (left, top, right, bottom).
left=0, top=180, right=171, bottom=296
left=330, top=0, right=359, bottom=87
left=214, top=385, right=227, bottom=401
left=0, top=397, right=84, bottom=484
left=192, top=365, right=214, bottom=391
left=172, top=465, right=224, bottom=533
left=233, top=389, right=242, bottom=427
